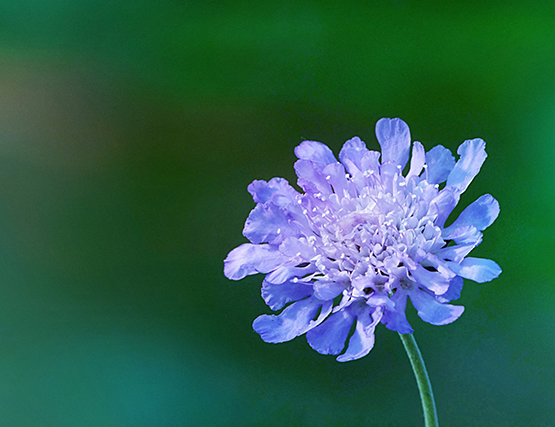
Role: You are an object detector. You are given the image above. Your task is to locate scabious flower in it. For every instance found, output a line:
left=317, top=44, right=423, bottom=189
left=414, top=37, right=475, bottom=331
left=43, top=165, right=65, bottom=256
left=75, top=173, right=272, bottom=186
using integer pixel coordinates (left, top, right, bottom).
left=224, top=118, right=501, bottom=362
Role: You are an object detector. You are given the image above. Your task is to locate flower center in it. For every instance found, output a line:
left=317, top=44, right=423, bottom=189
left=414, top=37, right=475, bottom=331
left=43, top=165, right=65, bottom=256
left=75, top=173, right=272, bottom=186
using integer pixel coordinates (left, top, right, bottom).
left=299, top=167, right=445, bottom=303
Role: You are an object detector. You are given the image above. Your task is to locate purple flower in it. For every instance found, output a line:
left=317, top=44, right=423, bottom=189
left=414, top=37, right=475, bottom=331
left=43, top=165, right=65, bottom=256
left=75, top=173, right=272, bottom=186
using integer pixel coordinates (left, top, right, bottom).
left=224, top=118, right=501, bottom=362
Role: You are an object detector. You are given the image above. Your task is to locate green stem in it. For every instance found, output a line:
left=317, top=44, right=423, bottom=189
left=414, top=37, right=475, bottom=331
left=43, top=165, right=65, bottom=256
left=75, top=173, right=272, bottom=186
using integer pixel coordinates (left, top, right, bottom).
left=398, top=332, right=439, bottom=427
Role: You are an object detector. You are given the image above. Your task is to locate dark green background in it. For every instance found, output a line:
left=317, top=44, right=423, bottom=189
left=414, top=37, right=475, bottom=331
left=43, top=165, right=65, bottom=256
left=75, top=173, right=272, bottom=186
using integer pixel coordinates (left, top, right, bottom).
left=0, top=1, right=553, bottom=426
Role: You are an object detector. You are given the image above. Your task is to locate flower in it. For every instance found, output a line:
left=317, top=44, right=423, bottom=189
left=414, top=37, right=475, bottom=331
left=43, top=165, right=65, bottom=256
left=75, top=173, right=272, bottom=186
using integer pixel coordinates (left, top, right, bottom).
left=224, top=118, right=501, bottom=362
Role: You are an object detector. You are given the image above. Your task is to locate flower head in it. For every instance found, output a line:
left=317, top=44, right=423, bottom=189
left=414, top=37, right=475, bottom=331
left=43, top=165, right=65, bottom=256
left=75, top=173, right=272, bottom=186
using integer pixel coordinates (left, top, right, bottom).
left=224, top=118, right=501, bottom=362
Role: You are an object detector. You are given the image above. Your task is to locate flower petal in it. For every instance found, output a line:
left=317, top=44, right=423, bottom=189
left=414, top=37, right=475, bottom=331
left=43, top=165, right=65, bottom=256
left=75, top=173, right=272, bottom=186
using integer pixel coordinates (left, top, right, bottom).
left=265, top=264, right=316, bottom=285
left=446, top=138, right=487, bottom=193
left=379, top=162, right=399, bottom=194
left=279, top=236, right=316, bottom=259
left=360, top=150, right=381, bottom=175
left=375, top=118, right=411, bottom=169
left=409, top=289, right=464, bottom=325
left=224, top=243, right=289, bottom=280
left=382, top=291, right=413, bottom=334
left=442, top=225, right=483, bottom=245
left=444, top=194, right=500, bottom=232
left=410, top=264, right=451, bottom=294
left=337, top=304, right=379, bottom=362
left=322, top=162, right=353, bottom=198
left=449, top=257, right=502, bottom=283
left=425, top=145, right=455, bottom=184
left=313, top=280, right=346, bottom=301
left=252, top=297, right=324, bottom=343
left=339, top=137, right=368, bottom=171
left=309, top=300, right=334, bottom=329
left=243, top=203, right=293, bottom=244
left=407, top=141, right=425, bottom=179
left=261, top=279, right=313, bottom=311
left=429, top=188, right=458, bottom=227
left=294, top=140, right=337, bottom=170
left=436, top=241, right=481, bottom=263
left=294, top=159, right=333, bottom=196
left=306, top=308, right=355, bottom=355
left=247, top=178, right=299, bottom=204
left=437, top=276, right=463, bottom=303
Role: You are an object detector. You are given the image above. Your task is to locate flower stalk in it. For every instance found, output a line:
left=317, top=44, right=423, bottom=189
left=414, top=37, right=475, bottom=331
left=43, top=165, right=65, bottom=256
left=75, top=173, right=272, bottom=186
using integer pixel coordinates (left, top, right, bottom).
left=399, top=332, right=438, bottom=427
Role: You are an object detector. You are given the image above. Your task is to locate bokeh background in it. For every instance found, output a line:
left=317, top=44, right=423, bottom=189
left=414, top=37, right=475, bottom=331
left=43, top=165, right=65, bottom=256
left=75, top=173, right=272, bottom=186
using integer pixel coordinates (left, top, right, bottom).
left=0, top=1, right=553, bottom=426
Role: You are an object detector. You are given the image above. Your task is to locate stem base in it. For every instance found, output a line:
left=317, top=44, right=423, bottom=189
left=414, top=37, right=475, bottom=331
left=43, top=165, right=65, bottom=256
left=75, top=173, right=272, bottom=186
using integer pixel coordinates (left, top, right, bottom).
left=399, top=333, right=438, bottom=427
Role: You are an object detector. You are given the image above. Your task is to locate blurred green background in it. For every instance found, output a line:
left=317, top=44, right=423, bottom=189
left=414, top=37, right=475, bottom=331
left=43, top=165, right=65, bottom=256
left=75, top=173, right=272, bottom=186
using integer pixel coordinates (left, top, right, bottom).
left=0, top=1, right=553, bottom=426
